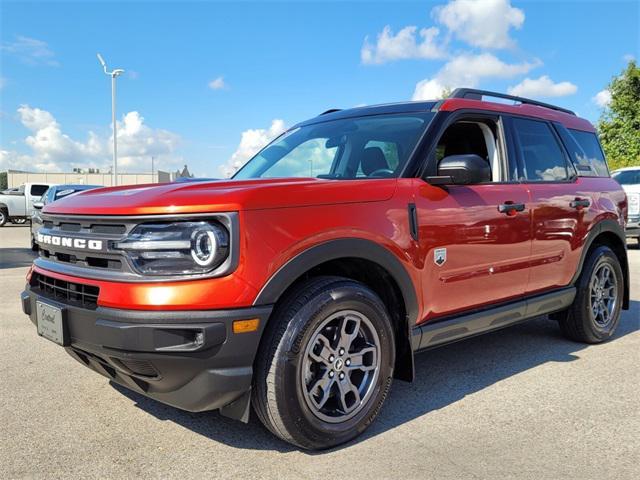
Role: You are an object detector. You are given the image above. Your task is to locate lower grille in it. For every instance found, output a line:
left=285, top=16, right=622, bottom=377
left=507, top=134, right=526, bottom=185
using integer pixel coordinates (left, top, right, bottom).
left=117, top=359, right=159, bottom=378
left=31, top=272, right=100, bottom=309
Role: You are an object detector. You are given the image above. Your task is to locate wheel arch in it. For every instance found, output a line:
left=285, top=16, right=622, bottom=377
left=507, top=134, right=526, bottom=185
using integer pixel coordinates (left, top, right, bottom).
left=572, top=219, right=630, bottom=310
left=254, top=238, right=419, bottom=382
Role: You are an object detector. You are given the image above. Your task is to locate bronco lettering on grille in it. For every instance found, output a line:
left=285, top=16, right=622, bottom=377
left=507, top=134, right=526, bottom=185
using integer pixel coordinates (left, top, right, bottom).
left=37, top=233, right=103, bottom=251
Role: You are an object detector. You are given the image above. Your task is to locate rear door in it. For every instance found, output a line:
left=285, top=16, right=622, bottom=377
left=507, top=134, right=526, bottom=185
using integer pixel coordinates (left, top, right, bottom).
left=509, top=117, right=594, bottom=294
left=415, top=113, right=532, bottom=321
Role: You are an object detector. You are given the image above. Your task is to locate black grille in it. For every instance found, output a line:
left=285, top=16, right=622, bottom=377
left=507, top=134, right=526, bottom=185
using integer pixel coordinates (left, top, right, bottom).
left=117, top=359, right=159, bottom=378
left=31, top=272, right=100, bottom=309
left=40, top=249, right=122, bottom=270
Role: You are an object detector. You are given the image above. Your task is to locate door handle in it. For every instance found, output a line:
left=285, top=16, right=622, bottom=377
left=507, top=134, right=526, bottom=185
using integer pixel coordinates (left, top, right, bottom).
left=570, top=198, right=590, bottom=209
left=498, top=202, right=525, bottom=216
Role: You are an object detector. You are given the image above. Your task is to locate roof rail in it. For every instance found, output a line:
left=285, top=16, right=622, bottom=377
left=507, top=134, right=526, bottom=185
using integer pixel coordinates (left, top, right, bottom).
left=319, top=108, right=341, bottom=116
left=449, top=88, right=576, bottom=116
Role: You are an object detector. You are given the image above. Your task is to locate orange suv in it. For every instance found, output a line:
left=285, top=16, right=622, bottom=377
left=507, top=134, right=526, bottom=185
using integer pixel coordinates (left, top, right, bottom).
left=22, top=89, right=630, bottom=449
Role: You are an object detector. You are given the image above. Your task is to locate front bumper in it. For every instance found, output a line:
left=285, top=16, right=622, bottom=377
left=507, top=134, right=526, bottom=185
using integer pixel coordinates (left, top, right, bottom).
left=21, top=286, right=272, bottom=415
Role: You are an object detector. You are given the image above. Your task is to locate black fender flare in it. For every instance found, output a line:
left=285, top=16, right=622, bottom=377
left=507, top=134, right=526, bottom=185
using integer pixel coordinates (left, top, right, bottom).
left=254, top=238, right=419, bottom=324
left=571, top=219, right=630, bottom=309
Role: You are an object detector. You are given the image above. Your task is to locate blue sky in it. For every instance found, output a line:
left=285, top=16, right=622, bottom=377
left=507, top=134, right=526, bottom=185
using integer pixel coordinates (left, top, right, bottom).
left=1, top=0, right=638, bottom=177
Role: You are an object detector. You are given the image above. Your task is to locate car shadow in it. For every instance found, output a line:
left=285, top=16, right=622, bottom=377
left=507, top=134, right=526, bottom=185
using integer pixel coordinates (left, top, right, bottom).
left=110, top=300, right=640, bottom=453
left=0, top=247, right=37, bottom=269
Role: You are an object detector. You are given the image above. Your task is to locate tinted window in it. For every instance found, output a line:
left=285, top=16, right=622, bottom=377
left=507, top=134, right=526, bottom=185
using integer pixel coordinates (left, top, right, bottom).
left=30, top=184, right=49, bottom=196
left=513, top=118, right=568, bottom=181
left=569, top=130, right=609, bottom=177
left=233, top=113, right=433, bottom=180
left=612, top=170, right=640, bottom=185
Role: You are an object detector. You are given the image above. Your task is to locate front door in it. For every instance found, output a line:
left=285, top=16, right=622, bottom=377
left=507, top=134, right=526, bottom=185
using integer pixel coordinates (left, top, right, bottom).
left=415, top=182, right=531, bottom=321
left=414, top=115, right=531, bottom=322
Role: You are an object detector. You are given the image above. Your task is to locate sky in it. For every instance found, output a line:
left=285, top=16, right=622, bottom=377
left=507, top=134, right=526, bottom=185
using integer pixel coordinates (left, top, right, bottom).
left=0, top=0, right=638, bottom=178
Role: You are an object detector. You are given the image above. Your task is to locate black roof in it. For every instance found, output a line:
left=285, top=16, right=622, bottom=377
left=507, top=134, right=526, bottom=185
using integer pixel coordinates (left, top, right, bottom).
left=296, top=101, right=437, bottom=127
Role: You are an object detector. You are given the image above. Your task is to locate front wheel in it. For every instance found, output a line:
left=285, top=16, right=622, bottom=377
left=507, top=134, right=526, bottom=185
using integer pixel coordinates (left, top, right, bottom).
left=558, top=245, right=624, bottom=343
left=11, top=218, right=27, bottom=224
left=252, top=276, right=395, bottom=450
left=0, top=210, right=7, bottom=227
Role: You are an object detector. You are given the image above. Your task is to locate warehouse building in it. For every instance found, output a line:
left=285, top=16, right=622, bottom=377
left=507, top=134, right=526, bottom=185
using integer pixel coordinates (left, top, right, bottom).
left=1, top=167, right=193, bottom=189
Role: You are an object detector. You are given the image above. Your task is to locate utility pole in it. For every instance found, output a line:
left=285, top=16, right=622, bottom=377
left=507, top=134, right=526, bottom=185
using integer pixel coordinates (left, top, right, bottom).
left=97, top=53, right=125, bottom=186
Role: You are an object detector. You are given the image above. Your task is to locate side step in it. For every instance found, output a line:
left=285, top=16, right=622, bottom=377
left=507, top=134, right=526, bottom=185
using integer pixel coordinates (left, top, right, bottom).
left=412, top=287, right=576, bottom=351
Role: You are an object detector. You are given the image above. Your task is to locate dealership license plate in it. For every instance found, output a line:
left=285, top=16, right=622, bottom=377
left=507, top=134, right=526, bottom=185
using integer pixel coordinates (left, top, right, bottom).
left=36, top=301, right=65, bottom=345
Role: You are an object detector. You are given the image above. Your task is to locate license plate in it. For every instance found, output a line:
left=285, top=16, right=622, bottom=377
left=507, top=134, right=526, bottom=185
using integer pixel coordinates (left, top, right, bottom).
left=36, top=301, right=66, bottom=345
left=629, top=194, right=639, bottom=215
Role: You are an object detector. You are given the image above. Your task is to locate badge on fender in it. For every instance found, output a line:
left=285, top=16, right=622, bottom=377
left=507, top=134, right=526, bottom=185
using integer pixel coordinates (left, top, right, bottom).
left=434, top=247, right=447, bottom=266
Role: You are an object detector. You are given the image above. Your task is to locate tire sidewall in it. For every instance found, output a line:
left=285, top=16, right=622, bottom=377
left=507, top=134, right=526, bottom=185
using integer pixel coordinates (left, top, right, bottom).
left=276, top=283, right=395, bottom=449
left=0, top=210, right=6, bottom=227
left=577, top=246, right=623, bottom=341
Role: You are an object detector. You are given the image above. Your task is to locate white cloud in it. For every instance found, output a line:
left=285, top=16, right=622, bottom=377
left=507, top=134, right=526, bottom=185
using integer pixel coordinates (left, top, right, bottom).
left=361, top=26, right=446, bottom=64
left=1, top=35, right=59, bottom=66
left=433, top=0, right=525, bottom=49
left=507, top=75, right=577, bottom=98
left=0, top=106, right=182, bottom=173
left=220, top=119, right=286, bottom=178
left=592, top=89, right=612, bottom=108
left=208, top=76, right=226, bottom=90
left=412, top=53, right=540, bottom=100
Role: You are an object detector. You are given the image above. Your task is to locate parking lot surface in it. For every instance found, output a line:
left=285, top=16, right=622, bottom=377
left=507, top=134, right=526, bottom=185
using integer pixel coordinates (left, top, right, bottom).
left=1, top=224, right=638, bottom=479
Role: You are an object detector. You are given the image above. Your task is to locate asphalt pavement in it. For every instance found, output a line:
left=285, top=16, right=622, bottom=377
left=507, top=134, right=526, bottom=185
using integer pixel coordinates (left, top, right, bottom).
left=1, top=223, right=638, bottom=479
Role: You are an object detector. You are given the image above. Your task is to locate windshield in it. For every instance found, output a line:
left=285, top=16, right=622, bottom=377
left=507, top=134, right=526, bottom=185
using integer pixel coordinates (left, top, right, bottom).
left=233, top=113, right=434, bottom=180
left=612, top=170, right=640, bottom=185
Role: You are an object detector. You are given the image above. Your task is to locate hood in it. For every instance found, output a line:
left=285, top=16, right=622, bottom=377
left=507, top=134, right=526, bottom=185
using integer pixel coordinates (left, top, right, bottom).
left=43, top=177, right=397, bottom=216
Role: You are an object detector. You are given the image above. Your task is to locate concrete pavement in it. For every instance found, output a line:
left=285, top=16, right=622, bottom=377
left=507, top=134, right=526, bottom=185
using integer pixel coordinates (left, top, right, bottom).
left=1, top=224, right=638, bottom=479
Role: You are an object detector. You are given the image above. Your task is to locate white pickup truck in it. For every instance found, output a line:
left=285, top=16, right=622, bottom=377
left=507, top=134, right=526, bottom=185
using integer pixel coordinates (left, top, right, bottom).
left=0, top=183, right=55, bottom=226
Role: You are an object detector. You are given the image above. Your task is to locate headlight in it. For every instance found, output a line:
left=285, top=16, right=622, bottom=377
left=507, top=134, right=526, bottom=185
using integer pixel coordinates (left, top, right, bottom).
left=115, top=221, right=230, bottom=275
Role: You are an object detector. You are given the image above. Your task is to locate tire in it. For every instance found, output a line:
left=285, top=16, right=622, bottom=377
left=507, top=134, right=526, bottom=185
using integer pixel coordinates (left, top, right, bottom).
left=252, top=276, right=395, bottom=450
left=12, top=218, right=27, bottom=224
left=558, top=245, right=624, bottom=343
left=0, top=210, right=7, bottom=227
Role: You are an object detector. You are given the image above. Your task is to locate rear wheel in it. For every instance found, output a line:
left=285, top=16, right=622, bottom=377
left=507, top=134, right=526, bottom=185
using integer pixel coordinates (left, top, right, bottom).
left=0, top=210, right=7, bottom=227
left=12, top=218, right=27, bottom=224
left=558, top=245, right=623, bottom=343
left=252, top=276, right=395, bottom=450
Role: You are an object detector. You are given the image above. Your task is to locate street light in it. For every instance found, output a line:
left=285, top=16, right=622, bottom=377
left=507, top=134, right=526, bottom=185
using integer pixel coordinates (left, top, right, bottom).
left=97, top=53, right=125, bottom=186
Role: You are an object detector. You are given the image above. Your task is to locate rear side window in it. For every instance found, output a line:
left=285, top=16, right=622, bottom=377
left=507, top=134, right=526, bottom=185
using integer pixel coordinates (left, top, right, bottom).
left=568, top=129, right=609, bottom=177
left=30, top=184, right=49, bottom=196
left=513, top=118, right=569, bottom=181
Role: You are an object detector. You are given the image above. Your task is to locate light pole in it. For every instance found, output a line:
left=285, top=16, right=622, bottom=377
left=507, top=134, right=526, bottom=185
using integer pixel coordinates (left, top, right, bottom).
left=97, top=53, right=124, bottom=186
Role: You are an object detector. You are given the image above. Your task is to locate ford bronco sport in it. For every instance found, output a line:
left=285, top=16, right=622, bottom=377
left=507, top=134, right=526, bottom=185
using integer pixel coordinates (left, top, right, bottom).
left=21, top=89, right=630, bottom=449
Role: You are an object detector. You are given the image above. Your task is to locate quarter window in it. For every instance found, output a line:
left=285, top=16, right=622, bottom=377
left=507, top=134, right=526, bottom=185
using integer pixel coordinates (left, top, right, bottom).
left=569, top=129, right=609, bottom=177
left=513, top=118, right=569, bottom=182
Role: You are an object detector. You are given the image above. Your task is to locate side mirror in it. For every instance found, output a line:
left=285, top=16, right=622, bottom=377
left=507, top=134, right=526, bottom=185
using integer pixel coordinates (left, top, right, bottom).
left=33, top=201, right=44, bottom=210
left=429, top=154, right=491, bottom=185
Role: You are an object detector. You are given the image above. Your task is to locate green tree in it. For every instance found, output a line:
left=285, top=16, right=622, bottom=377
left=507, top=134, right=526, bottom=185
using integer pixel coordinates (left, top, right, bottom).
left=597, top=60, right=640, bottom=170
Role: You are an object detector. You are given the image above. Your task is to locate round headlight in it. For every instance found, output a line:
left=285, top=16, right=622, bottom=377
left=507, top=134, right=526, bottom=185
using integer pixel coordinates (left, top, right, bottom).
left=191, top=225, right=220, bottom=266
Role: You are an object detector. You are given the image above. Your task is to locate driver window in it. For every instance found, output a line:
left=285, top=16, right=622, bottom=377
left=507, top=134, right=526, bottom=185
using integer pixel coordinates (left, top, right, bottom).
left=436, top=119, right=503, bottom=182
left=356, top=140, right=400, bottom=177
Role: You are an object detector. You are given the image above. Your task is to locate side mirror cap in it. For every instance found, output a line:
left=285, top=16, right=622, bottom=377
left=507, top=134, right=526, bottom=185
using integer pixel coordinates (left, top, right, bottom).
left=428, top=154, right=491, bottom=185
left=32, top=201, right=44, bottom=210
